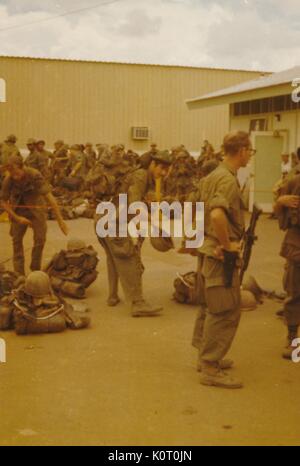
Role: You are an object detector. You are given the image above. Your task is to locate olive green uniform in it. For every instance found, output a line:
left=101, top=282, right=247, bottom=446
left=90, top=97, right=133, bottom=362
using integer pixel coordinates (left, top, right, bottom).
left=192, top=162, right=244, bottom=363
left=278, top=174, right=300, bottom=327
left=0, top=142, right=20, bottom=166
left=25, top=150, right=49, bottom=177
left=95, top=168, right=154, bottom=304
left=1, top=167, right=50, bottom=275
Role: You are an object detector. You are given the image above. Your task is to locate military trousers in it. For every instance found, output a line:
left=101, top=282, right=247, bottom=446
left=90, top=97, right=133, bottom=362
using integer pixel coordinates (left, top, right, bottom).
left=97, top=236, right=144, bottom=303
left=10, top=215, right=47, bottom=276
left=283, top=260, right=300, bottom=327
left=192, top=255, right=241, bottom=363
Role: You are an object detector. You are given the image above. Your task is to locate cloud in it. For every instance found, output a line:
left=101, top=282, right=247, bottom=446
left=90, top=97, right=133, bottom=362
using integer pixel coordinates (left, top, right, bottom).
left=0, top=0, right=299, bottom=71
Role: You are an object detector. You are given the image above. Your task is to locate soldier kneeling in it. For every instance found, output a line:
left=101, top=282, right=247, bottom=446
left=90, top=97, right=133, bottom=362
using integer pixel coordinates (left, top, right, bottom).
left=44, top=238, right=99, bottom=299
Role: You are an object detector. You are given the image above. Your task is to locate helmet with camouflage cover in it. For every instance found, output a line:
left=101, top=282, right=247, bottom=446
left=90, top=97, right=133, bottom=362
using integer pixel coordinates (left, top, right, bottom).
left=152, top=150, right=172, bottom=166
left=24, top=271, right=52, bottom=298
left=67, top=238, right=86, bottom=251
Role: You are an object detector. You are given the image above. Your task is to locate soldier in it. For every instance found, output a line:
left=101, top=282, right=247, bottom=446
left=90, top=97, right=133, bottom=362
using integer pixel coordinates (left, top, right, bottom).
left=165, top=151, right=196, bottom=202
left=0, top=155, right=68, bottom=276
left=192, top=131, right=255, bottom=389
left=69, top=144, right=89, bottom=182
left=50, top=140, right=69, bottom=185
left=94, top=151, right=171, bottom=316
left=85, top=143, right=97, bottom=170
left=24, top=138, right=47, bottom=175
left=35, top=139, right=51, bottom=179
left=274, top=173, right=300, bottom=359
left=0, top=134, right=20, bottom=165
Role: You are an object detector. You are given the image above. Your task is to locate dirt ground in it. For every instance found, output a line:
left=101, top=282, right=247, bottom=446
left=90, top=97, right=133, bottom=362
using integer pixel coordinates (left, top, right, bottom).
left=0, top=214, right=299, bottom=446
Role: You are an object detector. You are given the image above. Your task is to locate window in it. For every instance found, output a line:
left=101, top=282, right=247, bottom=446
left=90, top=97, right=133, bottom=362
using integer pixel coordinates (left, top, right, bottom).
left=233, top=94, right=300, bottom=116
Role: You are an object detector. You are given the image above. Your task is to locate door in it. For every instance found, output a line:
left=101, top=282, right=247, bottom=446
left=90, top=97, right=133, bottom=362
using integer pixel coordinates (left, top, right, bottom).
left=250, top=133, right=284, bottom=212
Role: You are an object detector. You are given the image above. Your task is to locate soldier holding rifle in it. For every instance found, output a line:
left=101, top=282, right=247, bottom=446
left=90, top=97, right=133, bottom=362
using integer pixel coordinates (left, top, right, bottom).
left=192, top=131, right=255, bottom=389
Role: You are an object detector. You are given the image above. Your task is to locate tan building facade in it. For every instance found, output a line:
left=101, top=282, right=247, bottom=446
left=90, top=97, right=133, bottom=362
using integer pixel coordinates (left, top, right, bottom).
left=0, top=56, right=264, bottom=152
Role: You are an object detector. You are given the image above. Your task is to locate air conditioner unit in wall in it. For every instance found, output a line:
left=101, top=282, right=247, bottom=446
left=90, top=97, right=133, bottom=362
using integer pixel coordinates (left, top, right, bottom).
left=132, top=127, right=150, bottom=140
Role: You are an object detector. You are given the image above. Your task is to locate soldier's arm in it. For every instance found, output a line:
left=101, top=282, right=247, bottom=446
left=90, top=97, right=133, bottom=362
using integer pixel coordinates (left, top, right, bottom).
left=44, top=192, right=69, bottom=235
left=209, top=177, right=241, bottom=256
left=0, top=200, right=32, bottom=226
left=274, top=179, right=300, bottom=213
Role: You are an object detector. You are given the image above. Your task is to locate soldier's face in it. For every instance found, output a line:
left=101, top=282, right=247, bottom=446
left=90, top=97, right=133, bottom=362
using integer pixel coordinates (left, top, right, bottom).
left=240, top=145, right=253, bottom=167
left=37, top=142, right=45, bottom=151
left=27, top=144, right=35, bottom=151
left=152, top=163, right=169, bottom=179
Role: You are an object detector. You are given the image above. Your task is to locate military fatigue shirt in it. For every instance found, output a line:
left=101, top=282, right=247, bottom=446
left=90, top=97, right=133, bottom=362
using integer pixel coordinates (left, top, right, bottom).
left=199, top=161, right=245, bottom=257
left=1, top=167, right=50, bottom=221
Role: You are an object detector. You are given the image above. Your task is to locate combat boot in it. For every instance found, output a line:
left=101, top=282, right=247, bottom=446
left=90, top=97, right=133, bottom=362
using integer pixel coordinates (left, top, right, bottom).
left=131, top=300, right=163, bottom=317
left=107, top=296, right=120, bottom=307
left=282, top=326, right=298, bottom=360
left=197, top=353, right=234, bottom=372
left=200, top=361, right=243, bottom=389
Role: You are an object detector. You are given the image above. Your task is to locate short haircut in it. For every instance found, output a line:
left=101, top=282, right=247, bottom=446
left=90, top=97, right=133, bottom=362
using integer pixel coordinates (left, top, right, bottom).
left=223, top=131, right=250, bottom=155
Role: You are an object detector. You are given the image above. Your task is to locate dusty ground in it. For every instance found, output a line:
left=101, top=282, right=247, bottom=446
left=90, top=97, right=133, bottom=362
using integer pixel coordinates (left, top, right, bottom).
left=0, top=214, right=299, bottom=446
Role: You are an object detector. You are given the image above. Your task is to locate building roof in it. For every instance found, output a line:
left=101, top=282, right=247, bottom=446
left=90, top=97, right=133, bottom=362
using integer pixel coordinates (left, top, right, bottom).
left=186, top=66, right=300, bottom=109
left=0, top=54, right=269, bottom=75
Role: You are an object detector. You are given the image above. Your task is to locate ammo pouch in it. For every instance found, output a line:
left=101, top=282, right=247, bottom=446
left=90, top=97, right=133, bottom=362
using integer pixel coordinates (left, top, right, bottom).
left=13, top=300, right=66, bottom=335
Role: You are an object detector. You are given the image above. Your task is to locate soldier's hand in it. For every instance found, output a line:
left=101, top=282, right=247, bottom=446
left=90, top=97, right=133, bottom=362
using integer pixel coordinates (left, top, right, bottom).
left=278, top=195, right=300, bottom=208
left=17, top=216, right=32, bottom=227
left=214, top=242, right=240, bottom=261
left=58, top=219, right=69, bottom=236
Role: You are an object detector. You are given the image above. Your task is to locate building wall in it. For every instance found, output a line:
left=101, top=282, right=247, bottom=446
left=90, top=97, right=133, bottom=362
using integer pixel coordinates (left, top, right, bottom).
left=230, top=109, right=300, bottom=152
left=0, top=56, right=262, bottom=152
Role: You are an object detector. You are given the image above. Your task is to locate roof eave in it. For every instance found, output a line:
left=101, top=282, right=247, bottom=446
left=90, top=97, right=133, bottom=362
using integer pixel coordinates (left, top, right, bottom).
left=186, top=83, right=293, bottom=110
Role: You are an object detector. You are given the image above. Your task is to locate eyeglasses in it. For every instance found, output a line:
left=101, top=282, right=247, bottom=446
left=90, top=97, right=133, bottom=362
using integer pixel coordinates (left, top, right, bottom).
left=246, top=148, right=256, bottom=156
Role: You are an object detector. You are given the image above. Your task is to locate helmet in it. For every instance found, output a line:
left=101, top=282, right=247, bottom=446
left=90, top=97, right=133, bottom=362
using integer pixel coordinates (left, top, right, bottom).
left=24, top=271, right=52, bottom=298
left=150, top=235, right=174, bottom=252
left=240, top=290, right=257, bottom=311
left=242, top=275, right=263, bottom=303
left=152, top=150, right=172, bottom=166
left=6, top=134, right=17, bottom=143
left=27, top=138, right=36, bottom=145
left=67, top=238, right=86, bottom=251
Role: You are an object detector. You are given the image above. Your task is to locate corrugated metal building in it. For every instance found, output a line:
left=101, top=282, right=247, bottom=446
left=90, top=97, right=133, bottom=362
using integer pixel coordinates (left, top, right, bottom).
left=187, top=66, right=300, bottom=211
left=0, top=56, right=265, bottom=152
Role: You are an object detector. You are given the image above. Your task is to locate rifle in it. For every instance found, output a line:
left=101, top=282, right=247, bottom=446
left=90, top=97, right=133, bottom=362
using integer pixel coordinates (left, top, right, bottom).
left=239, top=203, right=263, bottom=284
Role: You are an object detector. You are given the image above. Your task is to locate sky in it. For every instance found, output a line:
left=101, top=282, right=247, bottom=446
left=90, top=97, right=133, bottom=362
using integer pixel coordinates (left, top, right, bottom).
left=0, top=0, right=299, bottom=72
